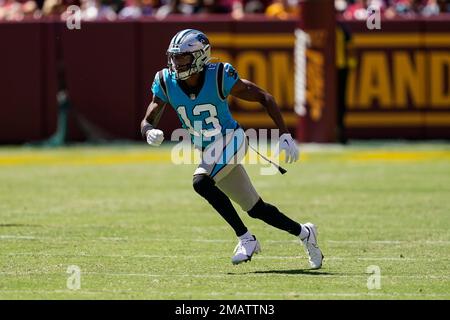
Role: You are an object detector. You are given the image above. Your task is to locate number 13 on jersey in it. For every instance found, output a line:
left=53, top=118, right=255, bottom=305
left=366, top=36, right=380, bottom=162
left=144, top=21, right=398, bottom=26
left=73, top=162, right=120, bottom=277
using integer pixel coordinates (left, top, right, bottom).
left=177, top=103, right=222, bottom=138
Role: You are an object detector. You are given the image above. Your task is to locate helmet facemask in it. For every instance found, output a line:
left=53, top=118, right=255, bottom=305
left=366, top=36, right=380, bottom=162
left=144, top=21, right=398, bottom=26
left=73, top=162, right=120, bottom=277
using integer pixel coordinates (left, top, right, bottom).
left=166, top=30, right=212, bottom=80
left=167, top=52, right=196, bottom=81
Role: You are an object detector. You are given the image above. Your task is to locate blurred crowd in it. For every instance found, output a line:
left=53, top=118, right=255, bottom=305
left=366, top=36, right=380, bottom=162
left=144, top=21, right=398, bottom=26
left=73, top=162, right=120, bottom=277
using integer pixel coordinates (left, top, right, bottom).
left=0, top=0, right=449, bottom=21
left=0, top=0, right=301, bottom=21
left=337, top=0, right=450, bottom=19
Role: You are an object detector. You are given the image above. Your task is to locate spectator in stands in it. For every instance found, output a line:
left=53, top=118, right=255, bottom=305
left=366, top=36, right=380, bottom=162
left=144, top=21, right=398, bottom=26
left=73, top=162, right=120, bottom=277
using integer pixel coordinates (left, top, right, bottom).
left=232, top=0, right=271, bottom=19
left=335, top=0, right=348, bottom=14
left=73, top=0, right=121, bottom=21
left=22, top=0, right=40, bottom=18
left=343, top=0, right=368, bottom=19
left=118, top=0, right=159, bottom=18
left=420, top=0, right=440, bottom=15
left=155, top=0, right=203, bottom=18
left=339, top=0, right=449, bottom=18
left=0, top=0, right=20, bottom=20
left=141, top=0, right=159, bottom=14
left=97, top=0, right=118, bottom=19
left=98, top=0, right=126, bottom=19
left=0, top=0, right=41, bottom=20
left=42, top=0, right=80, bottom=17
left=56, top=0, right=116, bottom=21
left=388, top=0, right=415, bottom=16
left=118, top=0, right=141, bottom=18
left=443, top=0, right=450, bottom=12
left=265, top=0, right=299, bottom=19
left=200, top=0, right=233, bottom=14
left=78, top=0, right=98, bottom=19
left=2, top=0, right=450, bottom=20
left=229, top=0, right=244, bottom=19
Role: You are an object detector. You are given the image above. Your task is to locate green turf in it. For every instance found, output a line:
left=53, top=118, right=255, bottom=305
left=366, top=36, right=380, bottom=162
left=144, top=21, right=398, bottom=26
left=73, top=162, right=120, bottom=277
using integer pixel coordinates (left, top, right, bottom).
left=0, top=142, right=449, bottom=299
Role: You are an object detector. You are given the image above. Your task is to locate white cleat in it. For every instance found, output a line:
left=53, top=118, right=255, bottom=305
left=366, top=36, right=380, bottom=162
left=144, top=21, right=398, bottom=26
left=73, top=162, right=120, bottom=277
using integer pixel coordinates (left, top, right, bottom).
left=301, top=223, right=324, bottom=269
left=231, top=235, right=261, bottom=265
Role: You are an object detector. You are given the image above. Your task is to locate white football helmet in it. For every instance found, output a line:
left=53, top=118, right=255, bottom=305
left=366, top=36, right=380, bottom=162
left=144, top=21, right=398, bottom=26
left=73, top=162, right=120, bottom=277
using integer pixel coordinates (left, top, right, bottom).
left=167, top=29, right=212, bottom=80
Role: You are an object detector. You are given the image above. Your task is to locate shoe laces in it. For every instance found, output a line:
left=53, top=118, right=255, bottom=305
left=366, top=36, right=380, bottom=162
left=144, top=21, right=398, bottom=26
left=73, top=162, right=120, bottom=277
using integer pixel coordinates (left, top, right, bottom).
left=303, top=237, right=319, bottom=249
left=234, top=236, right=254, bottom=254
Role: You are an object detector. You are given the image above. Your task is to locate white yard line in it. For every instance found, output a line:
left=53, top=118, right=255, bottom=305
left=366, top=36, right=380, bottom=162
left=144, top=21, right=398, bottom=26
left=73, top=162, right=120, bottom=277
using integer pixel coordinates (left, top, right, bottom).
left=0, top=289, right=448, bottom=298
left=0, top=235, right=36, bottom=240
left=1, top=235, right=450, bottom=245
left=326, top=240, right=450, bottom=245
left=87, top=273, right=450, bottom=280
left=2, top=252, right=448, bottom=262
left=0, top=271, right=449, bottom=280
left=217, top=292, right=450, bottom=298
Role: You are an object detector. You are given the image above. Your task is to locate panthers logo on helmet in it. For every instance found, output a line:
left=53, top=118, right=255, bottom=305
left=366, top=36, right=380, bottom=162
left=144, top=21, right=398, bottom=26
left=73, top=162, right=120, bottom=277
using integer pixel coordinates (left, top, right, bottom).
left=196, top=33, right=209, bottom=45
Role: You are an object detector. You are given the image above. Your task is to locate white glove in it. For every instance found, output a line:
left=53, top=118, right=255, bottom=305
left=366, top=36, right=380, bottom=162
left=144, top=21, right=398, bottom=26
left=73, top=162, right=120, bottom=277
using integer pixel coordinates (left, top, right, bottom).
left=278, top=133, right=299, bottom=163
left=146, top=129, right=164, bottom=147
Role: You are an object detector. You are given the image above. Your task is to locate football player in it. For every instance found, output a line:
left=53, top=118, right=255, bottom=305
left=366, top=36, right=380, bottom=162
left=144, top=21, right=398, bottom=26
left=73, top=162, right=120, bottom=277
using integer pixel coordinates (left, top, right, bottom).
left=141, top=29, right=323, bottom=268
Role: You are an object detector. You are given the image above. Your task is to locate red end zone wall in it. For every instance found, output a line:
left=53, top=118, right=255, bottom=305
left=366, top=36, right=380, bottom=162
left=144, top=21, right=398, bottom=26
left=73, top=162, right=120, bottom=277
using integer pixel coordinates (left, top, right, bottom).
left=0, top=17, right=297, bottom=143
left=0, top=22, right=46, bottom=143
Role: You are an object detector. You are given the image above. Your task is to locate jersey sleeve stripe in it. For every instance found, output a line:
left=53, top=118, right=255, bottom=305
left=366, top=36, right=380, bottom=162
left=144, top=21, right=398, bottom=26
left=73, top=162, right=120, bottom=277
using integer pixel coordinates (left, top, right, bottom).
left=217, top=63, right=226, bottom=100
left=158, top=70, right=169, bottom=101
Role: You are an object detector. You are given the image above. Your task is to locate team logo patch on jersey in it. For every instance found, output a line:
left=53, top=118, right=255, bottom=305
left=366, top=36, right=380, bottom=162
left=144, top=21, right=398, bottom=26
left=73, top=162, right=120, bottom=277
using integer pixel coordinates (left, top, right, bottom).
left=226, top=66, right=237, bottom=79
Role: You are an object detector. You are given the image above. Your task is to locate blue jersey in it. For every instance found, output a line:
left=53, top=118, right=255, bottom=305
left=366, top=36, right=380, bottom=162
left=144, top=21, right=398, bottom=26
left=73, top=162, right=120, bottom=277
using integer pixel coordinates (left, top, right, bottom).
left=151, top=63, right=240, bottom=148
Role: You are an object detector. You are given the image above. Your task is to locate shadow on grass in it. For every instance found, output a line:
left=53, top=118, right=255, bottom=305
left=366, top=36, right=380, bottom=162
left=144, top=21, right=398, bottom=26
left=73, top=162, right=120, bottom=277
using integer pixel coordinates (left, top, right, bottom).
left=227, top=269, right=335, bottom=276
left=0, top=224, right=42, bottom=228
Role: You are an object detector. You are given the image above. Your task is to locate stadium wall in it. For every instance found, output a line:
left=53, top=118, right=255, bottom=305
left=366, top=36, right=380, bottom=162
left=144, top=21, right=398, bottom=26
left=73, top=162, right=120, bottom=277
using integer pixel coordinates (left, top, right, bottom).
left=0, top=16, right=449, bottom=143
left=341, top=16, right=450, bottom=139
left=0, top=17, right=299, bottom=143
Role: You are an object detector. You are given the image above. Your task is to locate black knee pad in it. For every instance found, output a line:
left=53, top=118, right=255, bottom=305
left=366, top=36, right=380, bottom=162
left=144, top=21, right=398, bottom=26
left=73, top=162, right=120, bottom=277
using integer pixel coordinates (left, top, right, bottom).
left=247, top=198, right=273, bottom=219
left=193, top=174, right=215, bottom=196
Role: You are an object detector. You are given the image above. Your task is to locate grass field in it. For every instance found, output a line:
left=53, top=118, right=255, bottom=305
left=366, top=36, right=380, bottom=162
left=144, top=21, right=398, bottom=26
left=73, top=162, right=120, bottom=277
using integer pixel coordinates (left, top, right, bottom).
left=0, top=142, right=449, bottom=300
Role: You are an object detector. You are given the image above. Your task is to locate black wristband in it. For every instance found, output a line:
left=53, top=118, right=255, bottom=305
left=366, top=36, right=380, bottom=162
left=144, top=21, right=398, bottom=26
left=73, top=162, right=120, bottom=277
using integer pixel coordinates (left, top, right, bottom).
left=141, top=123, right=154, bottom=139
